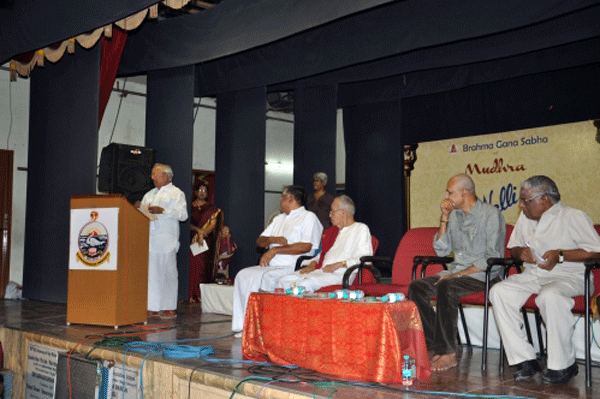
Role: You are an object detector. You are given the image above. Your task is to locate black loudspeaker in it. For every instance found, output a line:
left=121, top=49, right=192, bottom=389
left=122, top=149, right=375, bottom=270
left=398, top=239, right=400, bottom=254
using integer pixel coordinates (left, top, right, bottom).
left=55, top=352, right=101, bottom=399
left=98, top=143, right=155, bottom=203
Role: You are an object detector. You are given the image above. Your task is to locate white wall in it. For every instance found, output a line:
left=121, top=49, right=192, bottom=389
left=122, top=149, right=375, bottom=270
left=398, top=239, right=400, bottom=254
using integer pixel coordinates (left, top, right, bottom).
left=0, top=67, right=30, bottom=285
left=0, top=70, right=346, bottom=285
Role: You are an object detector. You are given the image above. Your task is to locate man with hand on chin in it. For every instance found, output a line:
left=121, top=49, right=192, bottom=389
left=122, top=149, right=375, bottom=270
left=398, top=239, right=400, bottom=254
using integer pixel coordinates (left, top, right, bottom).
left=409, top=173, right=505, bottom=372
left=490, top=175, right=600, bottom=384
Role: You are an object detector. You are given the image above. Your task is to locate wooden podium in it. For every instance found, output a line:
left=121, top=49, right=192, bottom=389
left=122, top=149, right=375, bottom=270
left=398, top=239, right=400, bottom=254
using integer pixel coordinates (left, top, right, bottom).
left=67, top=194, right=149, bottom=327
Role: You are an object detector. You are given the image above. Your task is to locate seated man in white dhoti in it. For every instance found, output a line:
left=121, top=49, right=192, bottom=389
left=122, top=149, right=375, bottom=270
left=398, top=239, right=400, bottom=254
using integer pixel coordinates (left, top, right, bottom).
left=231, top=185, right=322, bottom=335
left=277, top=195, right=372, bottom=292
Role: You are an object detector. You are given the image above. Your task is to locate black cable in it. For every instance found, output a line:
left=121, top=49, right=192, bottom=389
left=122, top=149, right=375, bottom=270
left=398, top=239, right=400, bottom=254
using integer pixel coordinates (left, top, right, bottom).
left=108, top=78, right=127, bottom=145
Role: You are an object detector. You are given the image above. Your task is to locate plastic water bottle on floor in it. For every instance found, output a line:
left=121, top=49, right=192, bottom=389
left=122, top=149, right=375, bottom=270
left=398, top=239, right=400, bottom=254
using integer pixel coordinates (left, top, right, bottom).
left=382, top=293, right=405, bottom=302
left=402, top=355, right=415, bottom=386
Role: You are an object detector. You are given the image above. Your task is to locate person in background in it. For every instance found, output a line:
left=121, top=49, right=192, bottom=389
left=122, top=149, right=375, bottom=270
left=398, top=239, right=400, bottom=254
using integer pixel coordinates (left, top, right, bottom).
left=138, top=164, right=188, bottom=319
left=490, top=175, right=600, bottom=384
left=188, top=180, right=221, bottom=302
left=408, top=173, right=505, bottom=371
left=277, top=195, right=372, bottom=292
left=216, top=225, right=237, bottom=282
left=306, top=172, right=335, bottom=229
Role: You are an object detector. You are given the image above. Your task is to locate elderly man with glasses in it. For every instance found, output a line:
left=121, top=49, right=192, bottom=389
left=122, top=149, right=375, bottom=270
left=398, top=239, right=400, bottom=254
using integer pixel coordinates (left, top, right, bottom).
left=490, top=175, right=600, bottom=384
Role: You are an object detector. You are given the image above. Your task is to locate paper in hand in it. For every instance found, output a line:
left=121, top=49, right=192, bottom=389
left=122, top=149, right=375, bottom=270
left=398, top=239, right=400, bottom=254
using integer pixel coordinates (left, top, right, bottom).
left=138, top=203, right=158, bottom=221
left=191, top=240, right=209, bottom=256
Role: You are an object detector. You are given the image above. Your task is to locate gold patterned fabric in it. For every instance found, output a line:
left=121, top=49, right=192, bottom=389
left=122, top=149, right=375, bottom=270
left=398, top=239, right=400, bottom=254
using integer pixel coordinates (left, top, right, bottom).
left=242, top=293, right=431, bottom=383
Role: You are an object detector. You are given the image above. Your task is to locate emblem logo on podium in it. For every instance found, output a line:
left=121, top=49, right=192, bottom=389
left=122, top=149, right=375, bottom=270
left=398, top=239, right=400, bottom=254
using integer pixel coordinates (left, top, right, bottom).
left=76, top=210, right=111, bottom=267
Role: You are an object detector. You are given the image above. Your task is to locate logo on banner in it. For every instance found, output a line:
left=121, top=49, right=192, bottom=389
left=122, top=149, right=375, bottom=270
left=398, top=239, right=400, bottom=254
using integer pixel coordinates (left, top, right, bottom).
left=76, top=211, right=111, bottom=267
left=449, top=144, right=458, bottom=154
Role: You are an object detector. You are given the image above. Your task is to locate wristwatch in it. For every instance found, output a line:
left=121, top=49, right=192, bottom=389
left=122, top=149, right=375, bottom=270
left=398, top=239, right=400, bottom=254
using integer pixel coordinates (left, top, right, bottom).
left=558, top=250, right=564, bottom=263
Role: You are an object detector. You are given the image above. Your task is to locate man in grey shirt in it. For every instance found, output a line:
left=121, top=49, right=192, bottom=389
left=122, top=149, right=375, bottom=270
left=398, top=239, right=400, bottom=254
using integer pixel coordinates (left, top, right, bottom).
left=409, top=173, right=505, bottom=372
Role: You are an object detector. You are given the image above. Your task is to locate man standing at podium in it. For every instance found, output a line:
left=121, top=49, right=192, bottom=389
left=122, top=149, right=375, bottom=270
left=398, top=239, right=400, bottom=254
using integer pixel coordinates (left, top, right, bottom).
left=139, top=164, right=188, bottom=319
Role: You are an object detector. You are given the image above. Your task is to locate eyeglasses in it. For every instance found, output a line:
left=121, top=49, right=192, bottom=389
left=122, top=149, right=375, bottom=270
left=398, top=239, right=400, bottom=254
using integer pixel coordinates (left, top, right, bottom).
left=519, top=193, right=544, bottom=205
left=198, top=189, right=208, bottom=193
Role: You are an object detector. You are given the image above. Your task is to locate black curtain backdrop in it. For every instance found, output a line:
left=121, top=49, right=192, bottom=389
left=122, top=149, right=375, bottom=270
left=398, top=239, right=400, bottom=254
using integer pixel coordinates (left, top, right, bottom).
left=401, top=63, right=600, bottom=145
left=293, top=85, right=337, bottom=198
left=343, top=101, right=404, bottom=260
left=146, top=66, right=195, bottom=302
left=23, top=44, right=101, bottom=303
left=0, top=0, right=157, bottom=64
left=214, top=88, right=267, bottom=279
left=118, top=0, right=393, bottom=76
left=187, top=1, right=600, bottom=98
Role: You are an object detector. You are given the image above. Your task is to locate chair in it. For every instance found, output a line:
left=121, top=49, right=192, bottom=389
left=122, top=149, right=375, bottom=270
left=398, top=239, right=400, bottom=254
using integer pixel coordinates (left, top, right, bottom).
left=295, top=235, right=379, bottom=278
left=482, top=257, right=543, bottom=372
left=482, top=224, right=600, bottom=388
left=340, top=225, right=511, bottom=347
left=334, top=227, right=441, bottom=296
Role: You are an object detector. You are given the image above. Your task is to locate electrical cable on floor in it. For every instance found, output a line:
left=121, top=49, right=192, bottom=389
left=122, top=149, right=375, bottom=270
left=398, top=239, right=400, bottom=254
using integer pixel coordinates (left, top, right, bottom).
left=229, top=376, right=274, bottom=399
left=187, top=365, right=203, bottom=399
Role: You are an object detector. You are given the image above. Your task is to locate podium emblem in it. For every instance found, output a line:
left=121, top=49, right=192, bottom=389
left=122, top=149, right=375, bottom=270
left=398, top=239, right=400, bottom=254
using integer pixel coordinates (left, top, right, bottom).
left=76, top=210, right=111, bottom=267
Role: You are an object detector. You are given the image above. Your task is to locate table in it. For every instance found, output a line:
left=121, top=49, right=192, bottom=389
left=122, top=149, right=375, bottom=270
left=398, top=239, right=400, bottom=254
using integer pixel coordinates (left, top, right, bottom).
left=242, top=293, right=431, bottom=383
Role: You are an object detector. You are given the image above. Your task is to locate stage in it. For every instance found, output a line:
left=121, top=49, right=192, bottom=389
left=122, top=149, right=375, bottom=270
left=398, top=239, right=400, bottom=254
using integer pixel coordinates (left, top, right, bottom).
left=0, top=299, right=599, bottom=399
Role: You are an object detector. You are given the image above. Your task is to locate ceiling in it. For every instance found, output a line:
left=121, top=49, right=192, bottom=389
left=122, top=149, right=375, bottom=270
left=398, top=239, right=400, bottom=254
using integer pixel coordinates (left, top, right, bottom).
left=156, top=0, right=224, bottom=20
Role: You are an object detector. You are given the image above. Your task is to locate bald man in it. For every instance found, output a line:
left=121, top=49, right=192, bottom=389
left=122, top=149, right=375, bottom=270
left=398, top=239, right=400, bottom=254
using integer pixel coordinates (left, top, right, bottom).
left=408, top=174, right=505, bottom=371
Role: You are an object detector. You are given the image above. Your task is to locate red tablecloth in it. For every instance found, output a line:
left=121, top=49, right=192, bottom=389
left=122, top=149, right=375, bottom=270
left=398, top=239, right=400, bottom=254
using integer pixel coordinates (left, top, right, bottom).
left=242, top=293, right=431, bottom=383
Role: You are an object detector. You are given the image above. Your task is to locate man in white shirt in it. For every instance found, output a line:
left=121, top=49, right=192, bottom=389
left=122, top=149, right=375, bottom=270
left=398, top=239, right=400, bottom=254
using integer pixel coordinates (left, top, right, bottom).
left=139, top=164, right=188, bottom=319
left=277, top=195, right=372, bottom=292
left=231, top=185, right=322, bottom=335
left=490, top=175, right=600, bottom=384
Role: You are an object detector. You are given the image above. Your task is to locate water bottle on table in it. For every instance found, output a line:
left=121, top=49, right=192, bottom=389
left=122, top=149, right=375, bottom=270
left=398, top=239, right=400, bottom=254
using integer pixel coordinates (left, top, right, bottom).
left=382, top=293, right=405, bottom=302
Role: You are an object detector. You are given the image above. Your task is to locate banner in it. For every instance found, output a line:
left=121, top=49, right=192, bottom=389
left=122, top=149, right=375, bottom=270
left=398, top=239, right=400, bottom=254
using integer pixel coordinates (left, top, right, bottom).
left=69, top=207, right=119, bottom=270
left=410, top=120, right=600, bottom=227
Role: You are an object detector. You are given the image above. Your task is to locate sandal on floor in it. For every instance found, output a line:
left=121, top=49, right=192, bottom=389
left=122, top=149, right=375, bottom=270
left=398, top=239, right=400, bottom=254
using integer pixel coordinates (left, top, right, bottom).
left=160, top=310, right=177, bottom=319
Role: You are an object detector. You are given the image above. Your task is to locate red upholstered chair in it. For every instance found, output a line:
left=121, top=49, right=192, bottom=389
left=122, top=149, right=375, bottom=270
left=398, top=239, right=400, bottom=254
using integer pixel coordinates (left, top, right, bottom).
left=483, top=224, right=600, bottom=388
left=324, top=227, right=442, bottom=296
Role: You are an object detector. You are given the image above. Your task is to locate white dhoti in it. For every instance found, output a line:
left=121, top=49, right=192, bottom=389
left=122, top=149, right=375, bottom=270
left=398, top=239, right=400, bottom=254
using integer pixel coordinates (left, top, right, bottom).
left=276, top=268, right=355, bottom=293
left=148, top=250, right=179, bottom=312
left=231, top=265, right=292, bottom=332
left=490, top=269, right=584, bottom=370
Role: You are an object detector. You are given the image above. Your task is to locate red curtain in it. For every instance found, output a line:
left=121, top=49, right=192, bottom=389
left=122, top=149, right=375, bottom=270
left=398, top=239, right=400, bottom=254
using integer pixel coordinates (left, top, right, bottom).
left=99, top=27, right=128, bottom=126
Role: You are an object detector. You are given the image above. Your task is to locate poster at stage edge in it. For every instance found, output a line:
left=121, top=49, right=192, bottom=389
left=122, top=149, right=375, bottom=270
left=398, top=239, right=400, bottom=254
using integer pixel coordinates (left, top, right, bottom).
left=24, top=342, right=59, bottom=399
left=69, top=207, right=119, bottom=270
left=109, top=363, right=142, bottom=399
left=410, top=120, right=600, bottom=227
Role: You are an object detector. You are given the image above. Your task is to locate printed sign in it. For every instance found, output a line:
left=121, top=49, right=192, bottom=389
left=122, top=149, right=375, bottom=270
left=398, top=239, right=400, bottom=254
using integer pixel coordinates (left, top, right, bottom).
left=410, top=120, right=600, bottom=227
left=69, top=207, right=119, bottom=270
left=25, top=343, right=59, bottom=399
left=111, top=364, right=141, bottom=399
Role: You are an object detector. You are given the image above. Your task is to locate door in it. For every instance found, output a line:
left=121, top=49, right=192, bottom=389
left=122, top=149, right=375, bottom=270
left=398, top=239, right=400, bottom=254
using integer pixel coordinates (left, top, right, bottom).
left=0, top=150, right=13, bottom=298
